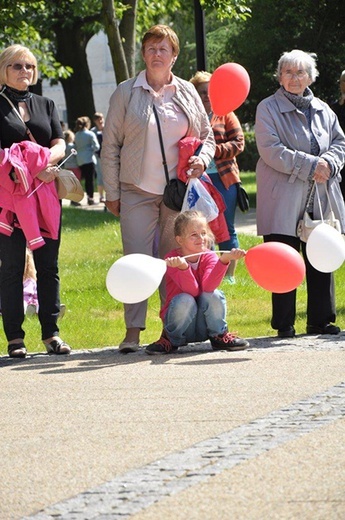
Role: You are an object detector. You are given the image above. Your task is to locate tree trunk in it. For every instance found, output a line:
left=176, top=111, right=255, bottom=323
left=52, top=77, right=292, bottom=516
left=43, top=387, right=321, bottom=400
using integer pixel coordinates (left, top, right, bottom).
left=119, top=0, right=138, bottom=77
left=54, top=23, right=96, bottom=129
left=101, top=0, right=130, bottom=83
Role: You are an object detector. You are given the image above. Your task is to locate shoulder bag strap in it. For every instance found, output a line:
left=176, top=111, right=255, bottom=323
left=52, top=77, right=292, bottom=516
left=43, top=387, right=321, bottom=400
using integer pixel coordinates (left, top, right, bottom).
left=314, top=181, right=334, bottom=222
left=152, top=104, right=170, bottom=185
left=0, top=90, right=37, bottom=143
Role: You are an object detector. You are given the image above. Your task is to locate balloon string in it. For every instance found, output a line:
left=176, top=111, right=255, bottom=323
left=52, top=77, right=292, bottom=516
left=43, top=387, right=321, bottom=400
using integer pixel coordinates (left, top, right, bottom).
left=27, top=149, right=77, bottom=199
left=182, top=250, right=230, bottom=259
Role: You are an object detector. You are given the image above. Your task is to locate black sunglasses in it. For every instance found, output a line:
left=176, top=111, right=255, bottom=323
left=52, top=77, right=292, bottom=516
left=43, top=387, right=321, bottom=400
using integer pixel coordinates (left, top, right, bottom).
left=8, top=63, right=35, bottom=71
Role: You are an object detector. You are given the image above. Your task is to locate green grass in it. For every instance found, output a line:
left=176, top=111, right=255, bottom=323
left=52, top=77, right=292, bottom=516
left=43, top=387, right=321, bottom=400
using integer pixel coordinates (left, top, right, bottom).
left=1, top=173, right=345, bottom=355
left=241, top=170, right=257, bottom=208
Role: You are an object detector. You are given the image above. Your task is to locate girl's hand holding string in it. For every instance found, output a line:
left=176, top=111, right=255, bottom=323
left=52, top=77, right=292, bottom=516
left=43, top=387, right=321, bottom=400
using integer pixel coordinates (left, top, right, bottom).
left=165, top=256, right=189, bottom=270
left=220, top=248, right=246, bottom=264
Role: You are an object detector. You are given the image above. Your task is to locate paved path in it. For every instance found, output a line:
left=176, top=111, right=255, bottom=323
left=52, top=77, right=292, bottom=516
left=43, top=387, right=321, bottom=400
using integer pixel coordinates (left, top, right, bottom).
left=1, top=333, right=344, bottom=519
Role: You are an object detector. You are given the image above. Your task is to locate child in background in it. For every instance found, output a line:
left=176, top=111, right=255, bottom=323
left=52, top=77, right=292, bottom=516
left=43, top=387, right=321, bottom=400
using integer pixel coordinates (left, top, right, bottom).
left=145, top=210, right=249, bottom=355
left=23, top=249, right=39, bottom=316
left=23, top=249, right=66, bottom=319
left=63, top=129, right=82, bottom=207
left=91, top=112, right=105, bottom=203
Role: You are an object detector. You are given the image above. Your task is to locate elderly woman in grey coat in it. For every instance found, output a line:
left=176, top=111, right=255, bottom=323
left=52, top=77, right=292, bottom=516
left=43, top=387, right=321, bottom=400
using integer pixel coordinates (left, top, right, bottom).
left=255, top=49, right=345, bottom=338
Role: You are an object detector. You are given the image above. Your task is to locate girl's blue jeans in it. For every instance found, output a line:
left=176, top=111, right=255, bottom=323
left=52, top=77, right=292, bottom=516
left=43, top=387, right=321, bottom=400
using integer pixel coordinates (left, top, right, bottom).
left=164, top=291, right=227, bottom=346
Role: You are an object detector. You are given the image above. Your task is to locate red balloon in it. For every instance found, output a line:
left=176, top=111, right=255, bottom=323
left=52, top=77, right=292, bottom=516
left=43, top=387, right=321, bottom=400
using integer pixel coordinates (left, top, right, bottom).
left=209, top=63, right=250, bottom=116
left=245, top=242, right=305, bottom=293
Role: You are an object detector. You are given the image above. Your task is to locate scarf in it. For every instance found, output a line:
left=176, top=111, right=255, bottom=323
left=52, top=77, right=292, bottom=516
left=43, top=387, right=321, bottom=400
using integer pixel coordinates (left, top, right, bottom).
left=282, top=86, right=319, bottom=214
left=2, top=85, right=32, bottom=103
left=282, top=86, right=314, bottom=109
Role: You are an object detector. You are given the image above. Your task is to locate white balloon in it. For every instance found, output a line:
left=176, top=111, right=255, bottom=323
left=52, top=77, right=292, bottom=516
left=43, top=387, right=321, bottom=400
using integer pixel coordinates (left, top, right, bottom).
left=306, top=223, right=345, bottom=273
left=106, top=253, right=167, bottom=304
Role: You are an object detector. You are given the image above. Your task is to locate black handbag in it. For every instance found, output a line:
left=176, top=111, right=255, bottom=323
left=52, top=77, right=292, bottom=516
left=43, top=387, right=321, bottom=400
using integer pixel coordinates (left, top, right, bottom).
left=153, top=105, right=186, bottom=211
left=236, top=182, right=250, bottom=213
left=163, top=178, right=187, bottom=212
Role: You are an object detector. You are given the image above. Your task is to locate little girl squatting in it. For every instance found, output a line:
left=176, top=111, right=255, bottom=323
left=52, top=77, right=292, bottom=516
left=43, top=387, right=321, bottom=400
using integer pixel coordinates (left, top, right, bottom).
left=146, top=210, right=249, bottom=354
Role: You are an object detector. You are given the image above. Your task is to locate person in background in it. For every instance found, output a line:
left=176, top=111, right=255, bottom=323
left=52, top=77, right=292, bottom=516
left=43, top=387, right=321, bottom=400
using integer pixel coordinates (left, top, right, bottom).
left=190, top=70, right=245, bottom=284
left=23, top=248, right=39, bottom=316
left=91, top=112, right=105, bottom=203
left=102, top=24, right=215, bottom=353
left=255, top=49, right=345, bottom=339
left=330, top=70, right=345, bottom=199
left=63, top=129, right=82, bottom=206
left=23, top=248, right=66, bottom=318
left=146, top=210, right=249, bottom=354
left=74, top=116, right=100, bottom=205
left=0, top=44, right=71, bottom=357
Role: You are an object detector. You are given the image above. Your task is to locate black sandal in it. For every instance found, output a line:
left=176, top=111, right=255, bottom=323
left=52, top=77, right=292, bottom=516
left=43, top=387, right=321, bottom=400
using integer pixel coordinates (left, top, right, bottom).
left=8, top=342, right=27, bottom=358
left=44, top=338, right=71, bottom=355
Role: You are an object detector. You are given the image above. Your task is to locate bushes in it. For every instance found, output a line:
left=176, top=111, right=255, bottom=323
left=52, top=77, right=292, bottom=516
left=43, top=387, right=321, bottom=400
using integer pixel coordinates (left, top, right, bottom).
left=237, top=131, right=259, bottom=172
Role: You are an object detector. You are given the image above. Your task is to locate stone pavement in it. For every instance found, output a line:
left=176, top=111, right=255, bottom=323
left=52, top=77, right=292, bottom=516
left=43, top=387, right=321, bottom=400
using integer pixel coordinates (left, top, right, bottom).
left=1, top=205, right=345, bottom=519
left=1, top=333, right=344, bottom=520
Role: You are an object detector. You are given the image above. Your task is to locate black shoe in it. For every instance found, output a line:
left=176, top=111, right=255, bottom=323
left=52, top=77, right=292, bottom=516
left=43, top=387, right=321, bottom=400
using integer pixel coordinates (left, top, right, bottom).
left=277, top=326, right=295, bottom=338
left=8, top=342, right=27, bottom=358
left=306, top=324, right=341, bottom=335
left=210, top=331, right=249, bottom=351
left=146, top=335, right=178, bottom=355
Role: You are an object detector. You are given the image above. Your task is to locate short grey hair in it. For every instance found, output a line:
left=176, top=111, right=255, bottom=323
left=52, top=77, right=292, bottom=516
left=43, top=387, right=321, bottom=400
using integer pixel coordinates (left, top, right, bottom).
left=276, top=49, right=319, bottom=83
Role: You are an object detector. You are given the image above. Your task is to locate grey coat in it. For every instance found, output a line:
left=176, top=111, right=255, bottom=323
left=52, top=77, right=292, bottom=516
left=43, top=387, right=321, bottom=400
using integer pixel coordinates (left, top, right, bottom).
left=255, top=87, right=345, bottom=236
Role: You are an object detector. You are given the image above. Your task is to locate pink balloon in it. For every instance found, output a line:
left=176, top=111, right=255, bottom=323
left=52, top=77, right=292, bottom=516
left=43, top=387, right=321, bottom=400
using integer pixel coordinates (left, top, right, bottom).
left=245, top=242, right=305, bottom=293
left=209, top=63, right=250, bottom=116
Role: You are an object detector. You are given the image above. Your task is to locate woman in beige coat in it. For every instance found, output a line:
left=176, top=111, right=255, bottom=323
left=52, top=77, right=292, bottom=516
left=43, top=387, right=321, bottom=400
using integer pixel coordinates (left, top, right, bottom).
left=102, top=25, right=215, bottom=352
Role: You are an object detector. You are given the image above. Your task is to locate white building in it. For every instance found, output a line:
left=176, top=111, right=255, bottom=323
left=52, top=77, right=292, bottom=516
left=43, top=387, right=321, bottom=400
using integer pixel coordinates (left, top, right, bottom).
left=43, top=31, right=117, bottom=125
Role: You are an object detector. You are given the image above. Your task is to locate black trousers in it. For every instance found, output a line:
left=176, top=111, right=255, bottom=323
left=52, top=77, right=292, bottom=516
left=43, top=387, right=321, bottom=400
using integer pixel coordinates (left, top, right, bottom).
left=80, top=162, right=96, bottom=199
left=263, top=234, right=336, bottom=331
left=0, top=227, right=61, bottom=342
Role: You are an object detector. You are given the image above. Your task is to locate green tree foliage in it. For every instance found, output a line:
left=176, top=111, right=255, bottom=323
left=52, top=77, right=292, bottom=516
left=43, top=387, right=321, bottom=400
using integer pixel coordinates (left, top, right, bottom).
left=200, top=0, right=251, bottom=21
left=0, top=1, right=72, bottom=82
left=225, top=0, right=345, bottom=125
left=0, top=0, right=252, bottom=126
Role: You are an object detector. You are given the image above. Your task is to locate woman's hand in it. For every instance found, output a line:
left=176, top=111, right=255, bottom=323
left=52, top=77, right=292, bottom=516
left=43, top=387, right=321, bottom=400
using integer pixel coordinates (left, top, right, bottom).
left=220, top=248, right=247, bottom=264
left=186, top=155, right=205, bottom=178
left=36, top=166, right=58, bottom=183
left=166, top=256, right=189, bottom=270
left=105, top=199, right=120, bottom=217
left=313, top=158, right=331, bottom=183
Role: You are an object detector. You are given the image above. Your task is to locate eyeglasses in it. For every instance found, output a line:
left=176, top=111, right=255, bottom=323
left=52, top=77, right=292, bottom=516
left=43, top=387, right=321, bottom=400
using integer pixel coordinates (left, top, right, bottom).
left=8, top=63, right=35, bottom=71
left=281, top=70, right=307, bottom=80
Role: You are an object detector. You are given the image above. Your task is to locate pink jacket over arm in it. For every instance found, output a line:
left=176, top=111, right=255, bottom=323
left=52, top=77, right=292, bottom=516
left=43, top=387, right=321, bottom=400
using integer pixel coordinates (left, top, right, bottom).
left=0, top=141, right=61, bottom=250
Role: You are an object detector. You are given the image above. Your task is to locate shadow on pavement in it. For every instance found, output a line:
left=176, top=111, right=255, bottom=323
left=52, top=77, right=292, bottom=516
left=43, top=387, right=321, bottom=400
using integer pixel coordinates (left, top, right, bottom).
left=0, top=342, right=252, bottom=374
